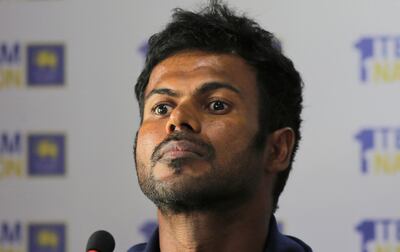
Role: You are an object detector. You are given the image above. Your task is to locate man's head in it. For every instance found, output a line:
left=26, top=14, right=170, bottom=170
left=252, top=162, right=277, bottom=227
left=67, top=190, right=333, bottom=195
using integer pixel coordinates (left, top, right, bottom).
left=134, top=0, right=303, bottom=213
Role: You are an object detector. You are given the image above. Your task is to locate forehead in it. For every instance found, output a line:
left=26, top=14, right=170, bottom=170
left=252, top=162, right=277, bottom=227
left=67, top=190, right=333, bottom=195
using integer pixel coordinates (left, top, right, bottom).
left=146, top=51, right=258, bottom=96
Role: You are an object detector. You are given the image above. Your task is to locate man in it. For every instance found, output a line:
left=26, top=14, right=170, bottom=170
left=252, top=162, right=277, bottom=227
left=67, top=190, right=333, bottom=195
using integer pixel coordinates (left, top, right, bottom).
left=130, top=1, right=312, bottom=251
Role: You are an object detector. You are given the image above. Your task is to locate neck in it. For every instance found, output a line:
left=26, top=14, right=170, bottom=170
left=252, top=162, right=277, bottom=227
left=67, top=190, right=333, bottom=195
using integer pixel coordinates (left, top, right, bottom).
left=157, top=185, right=272, bottom=252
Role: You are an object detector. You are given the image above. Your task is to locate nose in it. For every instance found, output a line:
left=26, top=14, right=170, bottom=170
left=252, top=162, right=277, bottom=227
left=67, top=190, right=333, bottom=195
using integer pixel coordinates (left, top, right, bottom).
left=166, top=102, right=201, bottom=134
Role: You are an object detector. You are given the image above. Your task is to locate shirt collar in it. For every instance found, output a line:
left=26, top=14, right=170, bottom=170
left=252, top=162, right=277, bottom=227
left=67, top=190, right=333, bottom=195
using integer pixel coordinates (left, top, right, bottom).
left=141, top=215, right=308, bottom=252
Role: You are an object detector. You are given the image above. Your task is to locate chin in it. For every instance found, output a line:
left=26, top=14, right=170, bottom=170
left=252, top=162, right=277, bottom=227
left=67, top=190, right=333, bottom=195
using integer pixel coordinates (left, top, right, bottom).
left=153, top=158, right=212, bottom=179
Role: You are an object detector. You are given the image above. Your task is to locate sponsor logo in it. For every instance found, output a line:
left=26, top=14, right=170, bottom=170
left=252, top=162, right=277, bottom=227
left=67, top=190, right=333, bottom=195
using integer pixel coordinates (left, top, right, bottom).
left=0, top=42, right=65, bottom=90
left=27, top=45, right=64, bottom=86
left=355, top=127, right=400, bottom=175
left=356, top=218, right=400, bottom=252
left=355, top=36, right=400, bottom=84
left=0, top=221, right=66, bottom=252
left=0, top=43, right=23, bottom=89
left=27, top=134, right=65, bottom=176
left=0, top=132, right=66, bottom=180
left=277, top=220, right=284, bottom=233
left=0, top=132, right=24, bottom=179
left=138, top=42, right=148, bottom=59
left=28, top=223, right=66, bottom=252
left=0, top=221, right=22, bottom=252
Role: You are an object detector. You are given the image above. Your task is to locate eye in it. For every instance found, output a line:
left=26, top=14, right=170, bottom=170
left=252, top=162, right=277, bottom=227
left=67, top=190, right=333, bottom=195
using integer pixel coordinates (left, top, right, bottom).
left=207, top=100, right=230, bottom=114
left=152, top=103, right=173, bottom=116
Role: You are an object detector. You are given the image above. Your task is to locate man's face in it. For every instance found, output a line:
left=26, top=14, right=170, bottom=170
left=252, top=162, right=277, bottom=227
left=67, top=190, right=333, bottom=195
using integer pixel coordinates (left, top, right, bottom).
left=135, top=51, right=268, bottom=212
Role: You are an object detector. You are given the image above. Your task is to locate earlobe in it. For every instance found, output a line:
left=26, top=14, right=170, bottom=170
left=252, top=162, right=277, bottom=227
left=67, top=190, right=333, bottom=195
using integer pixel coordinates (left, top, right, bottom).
left=265, top=127, right=295, bottom=173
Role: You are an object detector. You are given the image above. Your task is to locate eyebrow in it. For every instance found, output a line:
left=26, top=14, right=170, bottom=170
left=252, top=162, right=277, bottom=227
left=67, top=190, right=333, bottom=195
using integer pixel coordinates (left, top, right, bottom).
left=145, top=81, right=241, bottom=101
left=196, top=82, right=241, bottom=96
left=145, top=88, right=180, bottom=100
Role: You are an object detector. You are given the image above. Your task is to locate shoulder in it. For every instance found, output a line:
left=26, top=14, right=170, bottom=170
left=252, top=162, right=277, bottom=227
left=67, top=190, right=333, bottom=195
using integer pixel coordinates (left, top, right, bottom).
left=266, top=215, right=313, bottom=252
left=281, top=235, right=313, bottom=252
left=127, top=243, right=147, bottom=252
left=127, top=228, right=160, bottom=252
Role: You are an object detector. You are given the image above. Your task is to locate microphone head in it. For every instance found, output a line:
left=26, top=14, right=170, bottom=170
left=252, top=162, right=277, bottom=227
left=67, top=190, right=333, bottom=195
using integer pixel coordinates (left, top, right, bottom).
left=86, top=230, right=115, bottom=252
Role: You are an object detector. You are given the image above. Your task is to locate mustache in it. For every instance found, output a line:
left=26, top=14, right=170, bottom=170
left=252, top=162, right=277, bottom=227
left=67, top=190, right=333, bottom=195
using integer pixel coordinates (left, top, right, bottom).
left=151, top=131, right=215, bottom=164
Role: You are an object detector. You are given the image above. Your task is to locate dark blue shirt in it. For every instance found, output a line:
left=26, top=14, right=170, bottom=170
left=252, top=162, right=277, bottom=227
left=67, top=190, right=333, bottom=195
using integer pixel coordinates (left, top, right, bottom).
left=128, top=215, right=312, bottom=252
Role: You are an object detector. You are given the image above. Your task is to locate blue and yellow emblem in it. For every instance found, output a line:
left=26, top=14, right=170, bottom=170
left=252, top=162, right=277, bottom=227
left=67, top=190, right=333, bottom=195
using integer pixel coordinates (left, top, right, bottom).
left=28, top=223, right=66, bottom=252
left=27, top=134, right=65, bottom=176
left=27, top=44, right=65, bottom=86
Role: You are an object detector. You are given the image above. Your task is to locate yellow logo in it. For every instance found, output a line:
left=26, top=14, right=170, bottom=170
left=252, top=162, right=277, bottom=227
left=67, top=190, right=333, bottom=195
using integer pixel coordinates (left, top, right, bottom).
left=34, top=50, right=58, bottom=69
left=35, top=139, right=58, bottom=159
left=36, top=229, right=59, bottom=248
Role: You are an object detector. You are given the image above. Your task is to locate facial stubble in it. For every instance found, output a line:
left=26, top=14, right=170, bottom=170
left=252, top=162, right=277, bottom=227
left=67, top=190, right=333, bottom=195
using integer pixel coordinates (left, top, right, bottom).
left=134, top=131, right=265, bottom=214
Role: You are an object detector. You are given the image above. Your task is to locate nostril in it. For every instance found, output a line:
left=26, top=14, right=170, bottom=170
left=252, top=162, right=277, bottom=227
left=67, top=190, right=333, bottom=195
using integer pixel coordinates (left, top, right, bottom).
left=169, top=123, right=194, bottom=132
left=181, top=123, right=194, bottom=131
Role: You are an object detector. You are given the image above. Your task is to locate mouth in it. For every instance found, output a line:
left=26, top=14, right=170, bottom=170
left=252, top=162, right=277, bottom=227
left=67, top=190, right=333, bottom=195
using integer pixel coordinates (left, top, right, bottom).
left=158, top=140, right=207, bottom=161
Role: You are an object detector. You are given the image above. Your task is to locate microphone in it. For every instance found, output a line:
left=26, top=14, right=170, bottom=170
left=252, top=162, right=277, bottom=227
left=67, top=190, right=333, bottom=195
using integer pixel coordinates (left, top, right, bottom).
left=86, top=230, right=115, bottom=252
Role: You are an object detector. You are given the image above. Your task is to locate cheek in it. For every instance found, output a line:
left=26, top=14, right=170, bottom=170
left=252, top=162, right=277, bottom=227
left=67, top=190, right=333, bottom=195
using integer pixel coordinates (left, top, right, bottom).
left=136, top=122, right=166, bottom=163
left=204, top=117, right=257, bottom=158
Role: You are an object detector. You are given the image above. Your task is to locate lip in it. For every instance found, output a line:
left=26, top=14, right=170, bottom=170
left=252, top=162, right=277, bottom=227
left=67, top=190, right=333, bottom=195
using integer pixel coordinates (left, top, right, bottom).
left=159, top=140, right=207, bottom=160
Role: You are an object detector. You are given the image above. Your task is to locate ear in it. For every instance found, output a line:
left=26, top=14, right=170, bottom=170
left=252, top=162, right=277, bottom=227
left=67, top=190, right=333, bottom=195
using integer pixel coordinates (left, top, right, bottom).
left=264, top=127, right=295, bottom=173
